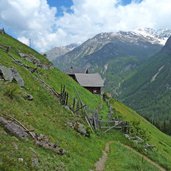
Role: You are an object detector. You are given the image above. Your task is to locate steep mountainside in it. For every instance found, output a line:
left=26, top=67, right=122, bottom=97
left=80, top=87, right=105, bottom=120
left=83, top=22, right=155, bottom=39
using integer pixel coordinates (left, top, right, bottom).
left=1, top=32, right=171, bottom=170
left=52, top=29, right=167, bottom=96
left=121, top=36, right=171, bottom=134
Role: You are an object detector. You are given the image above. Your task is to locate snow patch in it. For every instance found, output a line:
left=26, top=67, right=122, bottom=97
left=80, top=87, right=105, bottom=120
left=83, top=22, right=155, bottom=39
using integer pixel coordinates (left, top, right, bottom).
left=104, top=64, right=108, bottom=72
left=134, top=28, right=170, bottom=45
left=151, top=65, right=164, bottom=83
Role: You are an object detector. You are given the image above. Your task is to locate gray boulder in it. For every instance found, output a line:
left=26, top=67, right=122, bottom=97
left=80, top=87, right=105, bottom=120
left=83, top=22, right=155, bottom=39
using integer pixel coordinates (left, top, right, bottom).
left=74, top=122, right=90, bottom=137
left=11, top=68, right=24, bottom=87
left=0, top=65, right=13, bottom=81
left=0, top=65, right=24, bottom=87
left=25, top=94, right=33, bottom=101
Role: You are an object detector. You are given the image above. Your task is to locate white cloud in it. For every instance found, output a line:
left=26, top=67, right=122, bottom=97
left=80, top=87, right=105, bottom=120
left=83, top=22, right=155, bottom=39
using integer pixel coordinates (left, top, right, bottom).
left=0, top=0, right=57, bottom=51
left=0, top=0, right=171, bottom=52
left=18, top=36, right=30, bottom=46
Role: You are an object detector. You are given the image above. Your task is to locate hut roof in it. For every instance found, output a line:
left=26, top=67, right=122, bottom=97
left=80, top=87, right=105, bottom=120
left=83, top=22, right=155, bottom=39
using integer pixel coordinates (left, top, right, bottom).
left=75, top=73, right=104, bottom=87
left=65, top=68, right=85, bottom=75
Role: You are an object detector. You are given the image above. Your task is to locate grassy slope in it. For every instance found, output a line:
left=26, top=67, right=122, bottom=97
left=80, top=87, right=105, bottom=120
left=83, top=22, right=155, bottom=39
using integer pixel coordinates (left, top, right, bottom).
left=111, top=99, right=171, bottom=169
left=0, top=33, right=171, bottom=170
left=105, top=142, right=159, bottom=171
left=0, top=34, right=108, bottom=171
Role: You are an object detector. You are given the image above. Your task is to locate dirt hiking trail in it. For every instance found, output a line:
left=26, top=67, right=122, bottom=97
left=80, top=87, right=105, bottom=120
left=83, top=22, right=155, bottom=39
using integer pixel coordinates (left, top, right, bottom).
left=94, top=141, right=166, bottom=171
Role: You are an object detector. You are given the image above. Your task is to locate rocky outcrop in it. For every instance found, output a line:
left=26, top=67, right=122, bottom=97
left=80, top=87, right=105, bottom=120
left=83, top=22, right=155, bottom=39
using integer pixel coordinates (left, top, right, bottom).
left=0, top=117, right=29, bottom=139
left=18, top=53, right=52, bottom=69
left=0, top=65, right=24, bottom=87
left=0, top=116, right=65, bottom=155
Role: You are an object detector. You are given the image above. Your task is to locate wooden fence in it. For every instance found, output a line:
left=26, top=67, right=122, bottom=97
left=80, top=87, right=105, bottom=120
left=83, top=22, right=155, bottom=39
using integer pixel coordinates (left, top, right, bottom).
left=88, top=112, right=129, bottom=133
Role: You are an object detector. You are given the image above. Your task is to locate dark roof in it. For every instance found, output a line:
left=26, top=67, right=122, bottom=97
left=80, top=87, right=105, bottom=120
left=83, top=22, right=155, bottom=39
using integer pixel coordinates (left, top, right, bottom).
left=75, top=73, right=104, bottom=87
left=65, top=68, right=85, bottom=75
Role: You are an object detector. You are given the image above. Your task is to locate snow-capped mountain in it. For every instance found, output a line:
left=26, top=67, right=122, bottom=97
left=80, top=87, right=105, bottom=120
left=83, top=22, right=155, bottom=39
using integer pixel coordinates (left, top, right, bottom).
left=135, top=28, right=171, bottom=45
left=48, top=28, right=171, bottom=62
left=53, top=28, right=168, bottom=69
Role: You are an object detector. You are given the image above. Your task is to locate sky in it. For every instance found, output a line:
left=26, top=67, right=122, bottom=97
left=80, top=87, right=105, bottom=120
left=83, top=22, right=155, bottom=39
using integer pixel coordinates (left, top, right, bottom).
left=0, top=0, right=171, bottom=52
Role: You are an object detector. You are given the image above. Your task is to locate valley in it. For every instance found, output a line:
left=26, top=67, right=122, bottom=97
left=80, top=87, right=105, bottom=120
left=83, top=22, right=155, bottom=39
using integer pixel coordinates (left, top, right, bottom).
left=1, top=31, right=171, bottom=170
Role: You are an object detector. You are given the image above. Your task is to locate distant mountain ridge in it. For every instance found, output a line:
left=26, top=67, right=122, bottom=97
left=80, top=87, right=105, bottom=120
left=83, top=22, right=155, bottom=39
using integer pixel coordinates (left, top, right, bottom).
left=45, top=43, right=79, bottom=61
left=49, top=28, right=171, bottom=63
left=53, top=29, right=167, bottom=67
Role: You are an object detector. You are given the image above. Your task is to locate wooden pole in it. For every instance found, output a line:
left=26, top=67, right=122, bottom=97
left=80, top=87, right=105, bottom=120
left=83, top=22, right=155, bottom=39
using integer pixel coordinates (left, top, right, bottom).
left=74, top=104, right=86, bottom=113
left=5, top=115, right=35, bottom=139
left=104, top=125, right=121, bottom=133
left=85, top=115, right=94, bottom=133
left=72, top=98, right=76, bottom=111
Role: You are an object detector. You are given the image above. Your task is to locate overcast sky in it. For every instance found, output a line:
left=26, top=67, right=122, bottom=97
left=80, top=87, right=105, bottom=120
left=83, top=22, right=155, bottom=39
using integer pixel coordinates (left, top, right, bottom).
left=0, top=0, right=171, bottom=52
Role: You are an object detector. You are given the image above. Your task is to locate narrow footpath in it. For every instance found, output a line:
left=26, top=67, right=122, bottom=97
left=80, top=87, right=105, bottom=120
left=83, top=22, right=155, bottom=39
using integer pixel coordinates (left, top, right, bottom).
left=95, top=141, right=113, bottom=171
left=94, top=141, right=166, bottom=171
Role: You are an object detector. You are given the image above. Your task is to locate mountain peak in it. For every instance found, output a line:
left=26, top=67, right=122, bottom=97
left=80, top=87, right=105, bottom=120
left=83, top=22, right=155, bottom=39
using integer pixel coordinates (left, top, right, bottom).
left=46, top=43, right=79, bottom=61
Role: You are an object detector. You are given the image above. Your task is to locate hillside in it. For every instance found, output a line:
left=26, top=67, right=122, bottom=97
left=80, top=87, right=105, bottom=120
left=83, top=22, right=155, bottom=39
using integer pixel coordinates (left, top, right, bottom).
left=1, top=32, right=171, bottom=171
left=120, top=36, right=171, bottom=135
left=52, top=29, right=165, bottom=96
